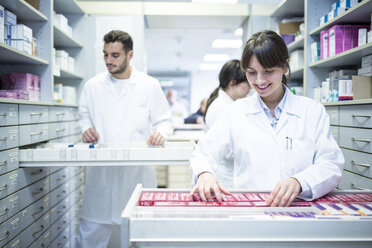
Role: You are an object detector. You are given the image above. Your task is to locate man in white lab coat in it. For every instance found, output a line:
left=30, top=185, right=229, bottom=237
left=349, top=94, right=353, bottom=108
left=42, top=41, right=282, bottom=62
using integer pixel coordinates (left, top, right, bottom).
left=77, top=30, right=172, bottom=247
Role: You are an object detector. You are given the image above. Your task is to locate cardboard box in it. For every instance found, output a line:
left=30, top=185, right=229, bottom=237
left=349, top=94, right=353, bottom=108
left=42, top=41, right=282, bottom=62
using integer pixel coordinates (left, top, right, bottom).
left=278, top=22, right=302, bottom=35
left=25, top=0, right=40, bottom=10
left=352, top=76, right=372, bottom=99
left=329, top=25, right=344, bottom=57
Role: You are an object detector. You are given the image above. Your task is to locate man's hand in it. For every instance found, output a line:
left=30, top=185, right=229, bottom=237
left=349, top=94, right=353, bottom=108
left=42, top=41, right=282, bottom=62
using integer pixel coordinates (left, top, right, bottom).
left=266, top=177, right=301, bottom=207
left=190, top=172, right=230, bottom=202
left=82, top=128, right=100, bottom=143
left=146, top=130, right=164, bottom=146
left=196, top=116, right=205, bottom=125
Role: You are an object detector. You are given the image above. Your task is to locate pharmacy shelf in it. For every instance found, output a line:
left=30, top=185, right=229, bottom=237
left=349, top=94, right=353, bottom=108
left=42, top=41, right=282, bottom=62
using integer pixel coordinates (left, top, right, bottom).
left=0, top=43, right=49, bottom=65
left=287, top=36, right=304, bottom=53
left=54, top=0, right=84, bottom=14
left=323, top=99, right=372, bottom=106
left=56, top=69, right=84, bottom=80
left=270, top=0, right=304, bottom=18
left=310, top=0, right=372, bottom=35
left=289, top=67, right=303, bottom=80
left=53, top=25, right=83, bottom=48
left=309, top=42, right=372, bottom=68
left=1, top=0, right=48, bottom=21
left=0, top=98, right=51, bottom=105
left=53, top=103, right=78, bottom=107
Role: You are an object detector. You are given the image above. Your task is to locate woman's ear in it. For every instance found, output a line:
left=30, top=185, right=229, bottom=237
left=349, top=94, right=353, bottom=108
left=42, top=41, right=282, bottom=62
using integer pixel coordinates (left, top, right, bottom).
left=283, top=58, right=290, bottom=74
left=228, top=79, right=237, bottom=87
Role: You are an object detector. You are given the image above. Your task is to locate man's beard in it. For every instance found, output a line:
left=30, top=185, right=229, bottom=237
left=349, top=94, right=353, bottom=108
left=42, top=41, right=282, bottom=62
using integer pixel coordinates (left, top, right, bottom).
left=111, top=61, right=128, bottom=74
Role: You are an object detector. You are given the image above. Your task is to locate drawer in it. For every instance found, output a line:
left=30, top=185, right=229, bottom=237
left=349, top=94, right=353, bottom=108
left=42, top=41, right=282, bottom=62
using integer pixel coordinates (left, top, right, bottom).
left=50, top=168, right=70, bottom=191
left=0, top=212, right=21, bottom=247
left=50, top=212, right=70, bottom=241
left=0, top=126, right=18, bottom=150
left=70, top=185, right=84, bottom=205
left=20, top=212, right=50, bottom=246
left=50, top=224, right=70, bottom=248
left=3, top=234, right=21, bottom=248
left=49, top=122, right=70, bottom=139
left=51, top=197, right=71, bottom=224
left=325, top=106, right=339, bottom=125
left=28, top=229, right=51, bottom=248
left=20, top=194, right=49, bottom=230
left=0, top=192, right=19, bottom=224
left=19, top=105, right=49, bottom=124
left=50, top=166, right=63, bottom=174
left=341, top=148, right=372, bottom=179
left=0, top=148, right=19, bottom=176
left=50, top=182, right=70, bottom=207
left=338, top=170, right=372, bottom=190
left=50, top=106, right=76, bottom=122
left=339, top=104, right=372, bottom=128
left=339, top=126, right=372, bottom=153
left=0, top=170, right=19, bottom=200
left=70, top=172, right=84, bottom=191
left=0, top=104, right=18, bottom=127
left=19, top=177, right=50, bottom=210
left=330, top=126, right=339, bottom=144
left=19, top=123, right=49, bottom=146
left=18, top=167, right=49, bottom=189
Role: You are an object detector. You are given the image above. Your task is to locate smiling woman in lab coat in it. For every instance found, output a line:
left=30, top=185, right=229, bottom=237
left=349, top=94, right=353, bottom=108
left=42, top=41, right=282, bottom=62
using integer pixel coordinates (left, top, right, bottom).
left=190, top=30, right=344, bottom=207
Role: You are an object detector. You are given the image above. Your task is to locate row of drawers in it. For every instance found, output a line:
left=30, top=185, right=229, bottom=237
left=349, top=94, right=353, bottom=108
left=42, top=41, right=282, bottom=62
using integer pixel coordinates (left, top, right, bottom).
left=0, top=121, right=80, bottom=151
left=0, top=104, right=78, bottom=127
left=1, top=166, right=84, bottom=207
left=2, top=190, right=83, bottom=248
left=326, top=104, right=372, bottom=128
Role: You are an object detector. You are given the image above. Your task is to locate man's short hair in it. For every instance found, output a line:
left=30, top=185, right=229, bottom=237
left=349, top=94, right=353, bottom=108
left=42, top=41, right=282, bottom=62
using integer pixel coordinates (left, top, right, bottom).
left=103, top=30, right=133, bottom=53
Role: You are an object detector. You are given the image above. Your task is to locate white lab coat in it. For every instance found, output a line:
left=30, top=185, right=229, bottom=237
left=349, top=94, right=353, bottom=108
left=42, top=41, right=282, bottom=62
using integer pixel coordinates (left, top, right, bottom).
left=204, top=89, right=234, bottom=188
left=78, top=68, right=172, bottom=224
left=190, top=89, right=344, bottom=200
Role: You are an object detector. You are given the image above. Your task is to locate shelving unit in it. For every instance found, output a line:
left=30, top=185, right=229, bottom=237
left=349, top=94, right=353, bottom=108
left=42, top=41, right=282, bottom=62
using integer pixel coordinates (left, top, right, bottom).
left=0, top=1, right=86, bottom=247
left=270, top=0, right=305, bottom=86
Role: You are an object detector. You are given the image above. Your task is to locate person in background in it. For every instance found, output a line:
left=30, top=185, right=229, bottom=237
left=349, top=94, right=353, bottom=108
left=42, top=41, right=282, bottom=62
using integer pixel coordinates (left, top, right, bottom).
left=203, top=59, right=250, bottom=188
left=184, top=98, right=207, bottom=124
left=190, top=30, right=344, bottom=207
left=166, top=88, right=188, bottom=119
left=77, top=30, right=172, bottom=247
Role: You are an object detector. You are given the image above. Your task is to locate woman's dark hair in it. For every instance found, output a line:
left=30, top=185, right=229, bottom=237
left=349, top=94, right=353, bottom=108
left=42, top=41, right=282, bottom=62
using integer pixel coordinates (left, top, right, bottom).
left=104, top=30, right=133, bottom=53
left=240, top=30, right=290, bottom=85
left=205, top=59, right=247, bottom=115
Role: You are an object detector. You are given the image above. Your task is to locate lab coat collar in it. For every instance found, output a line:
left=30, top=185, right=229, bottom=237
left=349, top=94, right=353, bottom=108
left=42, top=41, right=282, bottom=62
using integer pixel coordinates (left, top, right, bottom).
left=105, top=66, right=137, bottom=85
left=218, top=88, right=234, bottom=104
left=245, top=86, right=303, bottom=119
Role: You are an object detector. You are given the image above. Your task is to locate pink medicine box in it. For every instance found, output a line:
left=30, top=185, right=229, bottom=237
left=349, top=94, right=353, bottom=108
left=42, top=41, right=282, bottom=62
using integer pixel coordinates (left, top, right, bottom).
left=328, top=25, right=344, bottom=57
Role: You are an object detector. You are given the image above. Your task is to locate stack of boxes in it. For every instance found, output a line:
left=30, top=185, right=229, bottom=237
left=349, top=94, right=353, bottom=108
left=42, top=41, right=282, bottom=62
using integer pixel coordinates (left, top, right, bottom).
left=54, top=12, right=72, bottom=37
left=0, top=73, right=40, bottom=101
left=54, top=49, right=76, bottom=73
left=319, top=0, right=359, bottom=26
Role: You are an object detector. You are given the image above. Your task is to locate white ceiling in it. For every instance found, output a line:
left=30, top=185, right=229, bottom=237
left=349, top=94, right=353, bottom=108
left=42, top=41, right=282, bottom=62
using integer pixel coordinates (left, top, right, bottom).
left=77, top=0, right=281, bottom=74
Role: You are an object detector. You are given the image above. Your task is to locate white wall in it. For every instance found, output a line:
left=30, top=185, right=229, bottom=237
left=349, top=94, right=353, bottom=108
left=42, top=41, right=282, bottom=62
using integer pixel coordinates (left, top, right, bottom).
left=85, top=14, right=146, bottom=80
left=190, top=70, right=219, bottom=113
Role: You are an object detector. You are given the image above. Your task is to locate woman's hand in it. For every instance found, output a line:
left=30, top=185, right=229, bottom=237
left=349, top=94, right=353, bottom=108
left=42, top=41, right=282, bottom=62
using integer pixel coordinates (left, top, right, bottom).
left=147, top=130, right=164, bottom=146
left=266, top=177, right=301, bottom=207
left=190, top=172, right=230, bottom=202
left=82, top=128, right=100, bottom=143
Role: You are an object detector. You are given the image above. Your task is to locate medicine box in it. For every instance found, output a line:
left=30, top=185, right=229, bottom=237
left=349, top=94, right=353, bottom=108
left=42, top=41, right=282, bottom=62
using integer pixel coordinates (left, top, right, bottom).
left=319, top=14, right=328, bottom=26
left=5, top=39, right=32, bottom=55
left=329, top=25, right=344, bottom=57
left=338, top=78, right=353, bottom=101
left=343, top=25, right=352, bottom=52
left=340, top=0, right=358, bottom=8
left=352, top=76, right=372, bottom=100
left=358, top=66, right=372, bottom=76
left=361, top=54, right=372, bottom=68
left=334, top=7, right=346, bottom=18
left=320, top=30, right=329, bottom=59
left=4, top=10, right=16, bottom=25
left=6, top=24, right=33, bottom=43
left=311, top=42, right=320, bottom=63
left=0, top=5, right=4, bottom=44
left=331, top=1, right=340, bottom=10
left=358, top=28, right=367, bottom=46
left=352, top=25, right=369, bottom=48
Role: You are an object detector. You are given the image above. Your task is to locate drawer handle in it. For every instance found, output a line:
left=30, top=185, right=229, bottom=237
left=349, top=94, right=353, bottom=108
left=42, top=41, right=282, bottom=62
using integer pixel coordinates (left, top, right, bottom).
left=0, top=161, right=8, bottom=167
left=56, top=112, right=66, bottom=116
left=0, top=137, right=7, bottom=142
left=30, top=112, right=43, bottom=116
left=57, top=190, right=66, bottom=197
left=32, top=188, right=44, bottom=196
left=56, top=128, right=66, bottom=132
left=350, top=183, right=369, bottom=191
left=0, top=184, right=8, bottom=192
left=0, top=113, right=8, bottom=117
left=352, top=114, right=371, bottom=118
left=30, top=131, right=43, bottom=136
left=351, top=137, right=371, bottom=143
left=56, top=175, right=66, bottom=181
left=57, top=221, right=67, bottom=230
left=32, top=225, right=44, bottom=236
left=0, top=231, right=10, bottom=242
left=31, top=206, right=44, bottom=217
left=31, top=169, right=43, bottom=175
left=0, top=207, right=9, bottom=217
left=351, top=160, right=370, bottom=168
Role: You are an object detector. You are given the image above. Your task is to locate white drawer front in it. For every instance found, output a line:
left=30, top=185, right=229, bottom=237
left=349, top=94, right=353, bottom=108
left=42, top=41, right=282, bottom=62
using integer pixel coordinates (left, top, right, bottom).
left=339, top=127, right=372, bottom=153
left=0, top=104, right=18, bottom=127
left=341, top=148, right=372, bottom=179
left=19, top=124, right=49, bottom=146
left=325, top=106, right=339, bottom=125
left=338, top=170, right=372, bottom=190
left=339, top=104, right=372, bottom=128
left=19, top=105, right=49, bottom=124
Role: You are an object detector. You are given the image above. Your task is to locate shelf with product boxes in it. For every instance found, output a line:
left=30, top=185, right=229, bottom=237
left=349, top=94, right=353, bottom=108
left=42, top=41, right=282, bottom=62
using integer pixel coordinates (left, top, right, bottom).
left=270, top=0, right=305, bottom=90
